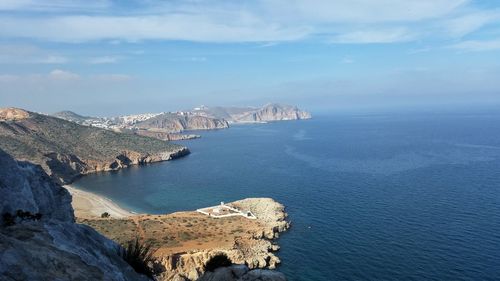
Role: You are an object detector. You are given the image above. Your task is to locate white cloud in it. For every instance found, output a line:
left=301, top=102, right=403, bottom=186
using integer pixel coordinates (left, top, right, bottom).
left=0, top=0, right=110, bottom=12
left=341, top=57, right=354, bottom=64
left=0, top=0, right=475, bottom=44
left=0, top=70, right=133, bottom=84
left=0, top=0, right=498, bottom=53
left=88, top=56, right=119, bottom=64
left=449, top=39, right=500, bottom=52
left=170, top=57, right=208, bottom=63
left=38, top=55, right=68, bottom=64
left=443, top=11, right=500, bottom=37
left=331, top=28, right=416, bottom=44
left=0, top=74, right=19, bottom=82
left=49, top=69, right=80, bottom=80
left=92, top=74, right=132, bottom=81
left=0, top=44, right=68, bottom=64
left=0, top=14, right=311, bottom=43
left=260, top=0, right=468, bottom=23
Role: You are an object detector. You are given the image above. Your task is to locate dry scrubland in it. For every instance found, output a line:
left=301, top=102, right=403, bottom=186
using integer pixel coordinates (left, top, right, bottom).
left=79, top=212, right=262, bottom=255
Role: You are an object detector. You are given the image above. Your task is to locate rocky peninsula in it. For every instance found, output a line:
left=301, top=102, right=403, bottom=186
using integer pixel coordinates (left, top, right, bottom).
left=77, top=198, right=290, bottom=281
left=191, top=103, right=312, bottom=123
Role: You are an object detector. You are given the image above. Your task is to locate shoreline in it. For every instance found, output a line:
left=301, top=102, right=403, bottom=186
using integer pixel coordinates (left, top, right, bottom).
left=64, top=185, right=137, bottom=219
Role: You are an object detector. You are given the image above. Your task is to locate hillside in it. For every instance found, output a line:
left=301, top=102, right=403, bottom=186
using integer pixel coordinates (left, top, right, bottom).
left=134, top=112, right=229, bottom=133
left=0, top=108, right=189, bottom=184
left=191, top=103, right=312, bottom=123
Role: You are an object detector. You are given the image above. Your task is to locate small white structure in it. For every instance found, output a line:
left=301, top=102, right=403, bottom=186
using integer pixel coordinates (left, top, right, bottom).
left=197, top=202, right=257, bottom=219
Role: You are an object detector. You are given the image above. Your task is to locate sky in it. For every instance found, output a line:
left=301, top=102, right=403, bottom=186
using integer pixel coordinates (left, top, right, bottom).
left=1, top=0, right=500, bottom=116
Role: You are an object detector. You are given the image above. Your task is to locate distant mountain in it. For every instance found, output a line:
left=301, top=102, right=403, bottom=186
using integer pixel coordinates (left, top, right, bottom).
left=134, top=112, right=229, bottom=133
left=191, top=103, right=311, bottom=123
left=0, top=108, right=189, bottom=184
left=52, top=110, right=99, bottom=123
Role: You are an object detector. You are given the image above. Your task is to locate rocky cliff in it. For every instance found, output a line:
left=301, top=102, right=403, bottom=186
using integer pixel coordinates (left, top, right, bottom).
left=0, top=149, right=149, bottom=281
left=0, top=108, right=189, bottom=184
left=236, top=103, right=312, bottom=123
left=197, top=265, right=286, bottom=281
left=191, top=103, right=311, bottom=123
left=159, top=198, right=290, bottom=280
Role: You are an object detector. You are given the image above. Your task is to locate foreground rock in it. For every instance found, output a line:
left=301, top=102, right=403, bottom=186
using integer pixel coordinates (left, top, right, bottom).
left=79, top=198, right=290, bottom=281
left=197, top=265, right=287, bottom=281
left=0, top=108, right=189, bottom=184
left=0, top=149, right=148, bottom=281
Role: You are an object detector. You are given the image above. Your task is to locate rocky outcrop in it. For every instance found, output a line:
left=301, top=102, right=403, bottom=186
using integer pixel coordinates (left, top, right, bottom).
left=197, top=265, right=287, bottom=281
left=232, top=198, right=290, bottom=239
left=0, top=108, right=189, bottom=184
left=0, top=107, right=31, bottom=121
left=0, top=150, right=74, bottom=223
left=0, top=149, right=149, bottom=281
left=191, top=103, right=311, bottom=123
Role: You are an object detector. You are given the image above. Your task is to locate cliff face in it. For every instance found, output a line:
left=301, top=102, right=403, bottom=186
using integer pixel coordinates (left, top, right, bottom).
left=0, top=108, right=189, bottom=184
left=132, top=129, right=201, bottom=141
left=0, top=149, right=149, bottom=281
left=191, top=103, right=311, bottom=123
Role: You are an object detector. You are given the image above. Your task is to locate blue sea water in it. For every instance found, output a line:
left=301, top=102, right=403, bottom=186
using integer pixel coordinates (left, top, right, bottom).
left=74, top=112, right=500, bottom=281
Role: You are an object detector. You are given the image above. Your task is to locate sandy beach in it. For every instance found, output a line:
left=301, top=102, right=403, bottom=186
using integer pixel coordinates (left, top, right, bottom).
left=64, top=185, right=136, bottom=219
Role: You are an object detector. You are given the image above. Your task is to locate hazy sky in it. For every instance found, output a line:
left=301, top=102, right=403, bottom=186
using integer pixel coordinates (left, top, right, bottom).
left=1, top=0, right=500, bottom=115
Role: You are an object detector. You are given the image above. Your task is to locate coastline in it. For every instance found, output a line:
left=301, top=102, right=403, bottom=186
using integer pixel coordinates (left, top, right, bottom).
left=64, top=185, right=136, bottom=219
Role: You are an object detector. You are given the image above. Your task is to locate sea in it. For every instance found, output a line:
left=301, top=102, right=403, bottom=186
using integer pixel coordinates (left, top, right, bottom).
left=73, top=110, right=500, bottom=281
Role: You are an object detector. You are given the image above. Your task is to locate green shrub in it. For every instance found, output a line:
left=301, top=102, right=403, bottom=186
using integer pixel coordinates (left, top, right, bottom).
left=204, top=253, right=232, bottom=272
left=119, top=238, right=157, bottom=279
left=101, top=212, right=110, bottom=218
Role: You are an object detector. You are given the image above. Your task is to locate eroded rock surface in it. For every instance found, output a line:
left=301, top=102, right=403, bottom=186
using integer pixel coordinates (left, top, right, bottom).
left=0, top=149, right=148, bottom=281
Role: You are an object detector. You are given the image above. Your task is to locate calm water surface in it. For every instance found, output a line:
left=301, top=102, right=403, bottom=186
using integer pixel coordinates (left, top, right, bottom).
left=74, top=112, right=500, bottom=281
